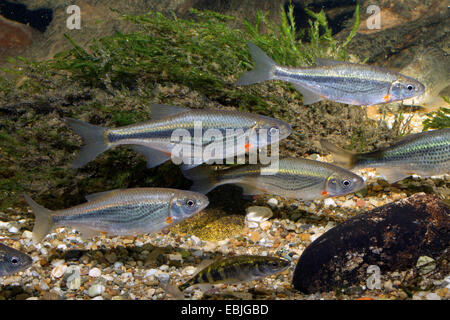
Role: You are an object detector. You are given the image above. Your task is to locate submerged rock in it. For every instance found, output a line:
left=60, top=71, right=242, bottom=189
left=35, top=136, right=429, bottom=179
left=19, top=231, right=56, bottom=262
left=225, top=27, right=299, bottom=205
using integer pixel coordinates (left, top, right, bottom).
left=292, top=193, right=449, bottom=293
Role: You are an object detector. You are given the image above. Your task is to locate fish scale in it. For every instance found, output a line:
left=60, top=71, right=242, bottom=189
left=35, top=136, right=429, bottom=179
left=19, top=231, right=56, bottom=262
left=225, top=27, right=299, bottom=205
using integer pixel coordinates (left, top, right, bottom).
left=182, top=157, right=365, bottom=200
left=321, top=128, right=450, bottom=183
left=66, top=104, right=291, bottom=169
left=24, top=188, right=209, bottom=243
left=178, top=255, right=290, bottom=291
left=237, top=42, right=425, bottom=106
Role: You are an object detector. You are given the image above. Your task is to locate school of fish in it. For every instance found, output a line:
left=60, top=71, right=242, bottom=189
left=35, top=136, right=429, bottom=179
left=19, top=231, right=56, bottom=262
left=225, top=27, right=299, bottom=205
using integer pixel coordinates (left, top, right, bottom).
left=2, top=38, right=448, bottom=302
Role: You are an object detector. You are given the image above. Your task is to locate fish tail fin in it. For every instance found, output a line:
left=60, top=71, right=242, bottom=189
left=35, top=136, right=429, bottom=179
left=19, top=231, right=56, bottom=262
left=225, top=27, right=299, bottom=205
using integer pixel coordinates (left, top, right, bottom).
left=236, top=42, right=276, bottom=86
left=23, top=194, right=54, bottom=244
left=65, top=117, right=110, bottom=169
left=181, top=165, right=219, bottom=194
left=160, top=281, right=185, bottom=300
left=320, top=139, right=358, bottom=169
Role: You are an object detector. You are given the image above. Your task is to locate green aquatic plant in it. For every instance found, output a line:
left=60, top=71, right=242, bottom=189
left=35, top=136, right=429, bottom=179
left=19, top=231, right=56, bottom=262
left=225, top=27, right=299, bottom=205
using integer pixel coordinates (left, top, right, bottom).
left=422, top=104, right=450, bottom=131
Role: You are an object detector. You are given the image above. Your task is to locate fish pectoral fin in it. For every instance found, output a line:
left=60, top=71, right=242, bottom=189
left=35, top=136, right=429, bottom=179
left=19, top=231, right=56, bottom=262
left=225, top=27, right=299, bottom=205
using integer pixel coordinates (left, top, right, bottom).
left=191, top=259, right=216, bottom=277
left=292, top=84, right=324, bottom=105
left=376, top=168, right=411, bottom=184
left=131, top=145, right=171, bottom=168
left=76, top=227, right=103, bottom=240
left=148, top=104, right=189, bottom=119
left=239, top=184, right=265, bottom=196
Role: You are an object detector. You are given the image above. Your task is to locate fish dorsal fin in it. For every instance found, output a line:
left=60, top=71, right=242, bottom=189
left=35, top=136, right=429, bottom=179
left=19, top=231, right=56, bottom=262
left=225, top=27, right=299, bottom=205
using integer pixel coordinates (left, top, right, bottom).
left=292, top=84, right=324, bottom=105
left=315, top=58, right=354, bottom=67
left=375, top=168, right=411, bottom=184
left=85, top=189, right=124, bottom=202
left=149, top=104, right=189, bottom=120
left=131, top=145, right=171, bottom=168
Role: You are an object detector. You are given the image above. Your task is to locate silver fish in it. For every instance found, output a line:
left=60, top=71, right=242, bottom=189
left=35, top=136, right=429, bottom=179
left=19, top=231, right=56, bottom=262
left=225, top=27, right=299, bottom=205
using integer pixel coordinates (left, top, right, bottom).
left=321, top=128, right=450, bottom=183
left=0, top=243, right=32, bottom=276
left=237, top=42, right=425, bottom=106
left=66, top=104, right=291, bottom=169
left=24, top=188, right=209, bottom=243
left=182, top=157, right=365, bottom=200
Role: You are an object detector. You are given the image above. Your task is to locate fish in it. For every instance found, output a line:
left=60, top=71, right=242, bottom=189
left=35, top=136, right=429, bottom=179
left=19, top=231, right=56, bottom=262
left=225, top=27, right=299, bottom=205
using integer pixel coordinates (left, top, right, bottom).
left=236, top=42, right=425, bottom=106
left=23, top=188, right=209, bottom=244
left=398, top=47, right=450, bottom=112
left=182, top=157, right=365, bottom=200
left=65, top=104, right=291, bottom=169
left=163, top=255, right=290, bottom=299
left=321, top=128, right=450, bottom=183
left=0, top=243, right=32, bottom=276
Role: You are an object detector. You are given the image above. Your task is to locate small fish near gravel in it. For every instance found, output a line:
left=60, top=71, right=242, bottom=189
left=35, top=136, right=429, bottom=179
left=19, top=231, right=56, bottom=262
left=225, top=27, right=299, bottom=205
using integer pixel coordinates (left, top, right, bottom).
left=236, top=42, right=425, bottom=106
left=24, top=188, right=209, bottom=243
left=0, top=243, right=32, bottom=276
left=66, top=104, right=291, bottom=169
left=182, top=157, right=365, bottom=200
left=163, top=255, right=290, bottom=299
left=321, top=128, right=450, bottom=183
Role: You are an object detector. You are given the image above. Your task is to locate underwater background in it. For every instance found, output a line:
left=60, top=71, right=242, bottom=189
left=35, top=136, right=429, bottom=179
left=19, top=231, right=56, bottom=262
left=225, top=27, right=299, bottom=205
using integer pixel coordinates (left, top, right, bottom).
left=0, top=0, right=448, bottom=300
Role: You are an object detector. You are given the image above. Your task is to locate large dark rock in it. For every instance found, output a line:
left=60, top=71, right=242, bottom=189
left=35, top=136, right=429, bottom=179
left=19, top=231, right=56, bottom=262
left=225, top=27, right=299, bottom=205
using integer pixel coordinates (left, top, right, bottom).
left=292, top=193, right=450, bottom=293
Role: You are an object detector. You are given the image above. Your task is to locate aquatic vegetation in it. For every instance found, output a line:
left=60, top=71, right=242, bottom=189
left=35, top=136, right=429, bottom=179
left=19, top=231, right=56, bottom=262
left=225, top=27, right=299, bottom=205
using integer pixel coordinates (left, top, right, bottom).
left=0, top=3, right=374, bottom=211
left=422, top=104, right=450, bottom=131
left=1, top=4, right=361, bottom=113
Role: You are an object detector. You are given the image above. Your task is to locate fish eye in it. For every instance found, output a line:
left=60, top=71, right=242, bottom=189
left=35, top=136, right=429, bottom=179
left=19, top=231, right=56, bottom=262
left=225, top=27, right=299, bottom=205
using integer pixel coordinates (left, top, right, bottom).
left=186, top=199, right=196, bottom=207
left=271, top=261, right=278, bottom=267
left=11, top=257, right=19, bottom=264
left=407, top=85, right=414, bottom=91
left=268, top=126, right=279, bottom=136
left=341, top=179, right=352, bottom=188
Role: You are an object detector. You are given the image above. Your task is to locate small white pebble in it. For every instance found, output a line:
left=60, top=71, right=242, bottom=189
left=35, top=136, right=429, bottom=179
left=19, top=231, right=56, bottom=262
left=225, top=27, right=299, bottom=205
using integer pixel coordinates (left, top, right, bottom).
left=22, top=230, right=33, bottom=239
left=51, top=264, right=67, bottom=278
left=323, top=198, right=337, bottom=207
left=89, top=267, right=102, bottom=278
left=88, top=284, right=105, bottom=298
left=8, top=226, right=19, bottom=233
left=267, top=198, right=278, bottom=208
left=425, top=293, right=441, bottom=300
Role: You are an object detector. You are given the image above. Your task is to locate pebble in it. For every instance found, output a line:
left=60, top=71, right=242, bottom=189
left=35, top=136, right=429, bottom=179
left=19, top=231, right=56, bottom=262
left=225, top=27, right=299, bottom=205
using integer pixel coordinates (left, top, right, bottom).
left=341, top=199, right=355, bottom=208
left=323, top=198, right=336, bottom=207
left=155, top=272, right=170, bottom=282
left=51, top=264, right=67, bottom=278
left=183, top=266, right=197, bottom=276
left=22, top=230, right=33, bottom=239
left=88, top=284, right=105, bottom=298
left=260, top=220, right=272, bottom=231
left=145, top=269, right=158, bottom=278
left=267, top=198, right=278, bottom=208
left=245, top=206, right=273, bottom=229
left=89, top=267, right=102, bottom=278
left=416, top=256, right=436, bottom=274
left=425, top=292, right=441, bottom=300
left=191, top=235, right=202, bottom=246
left=66, top=266, right=81, bottom=290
